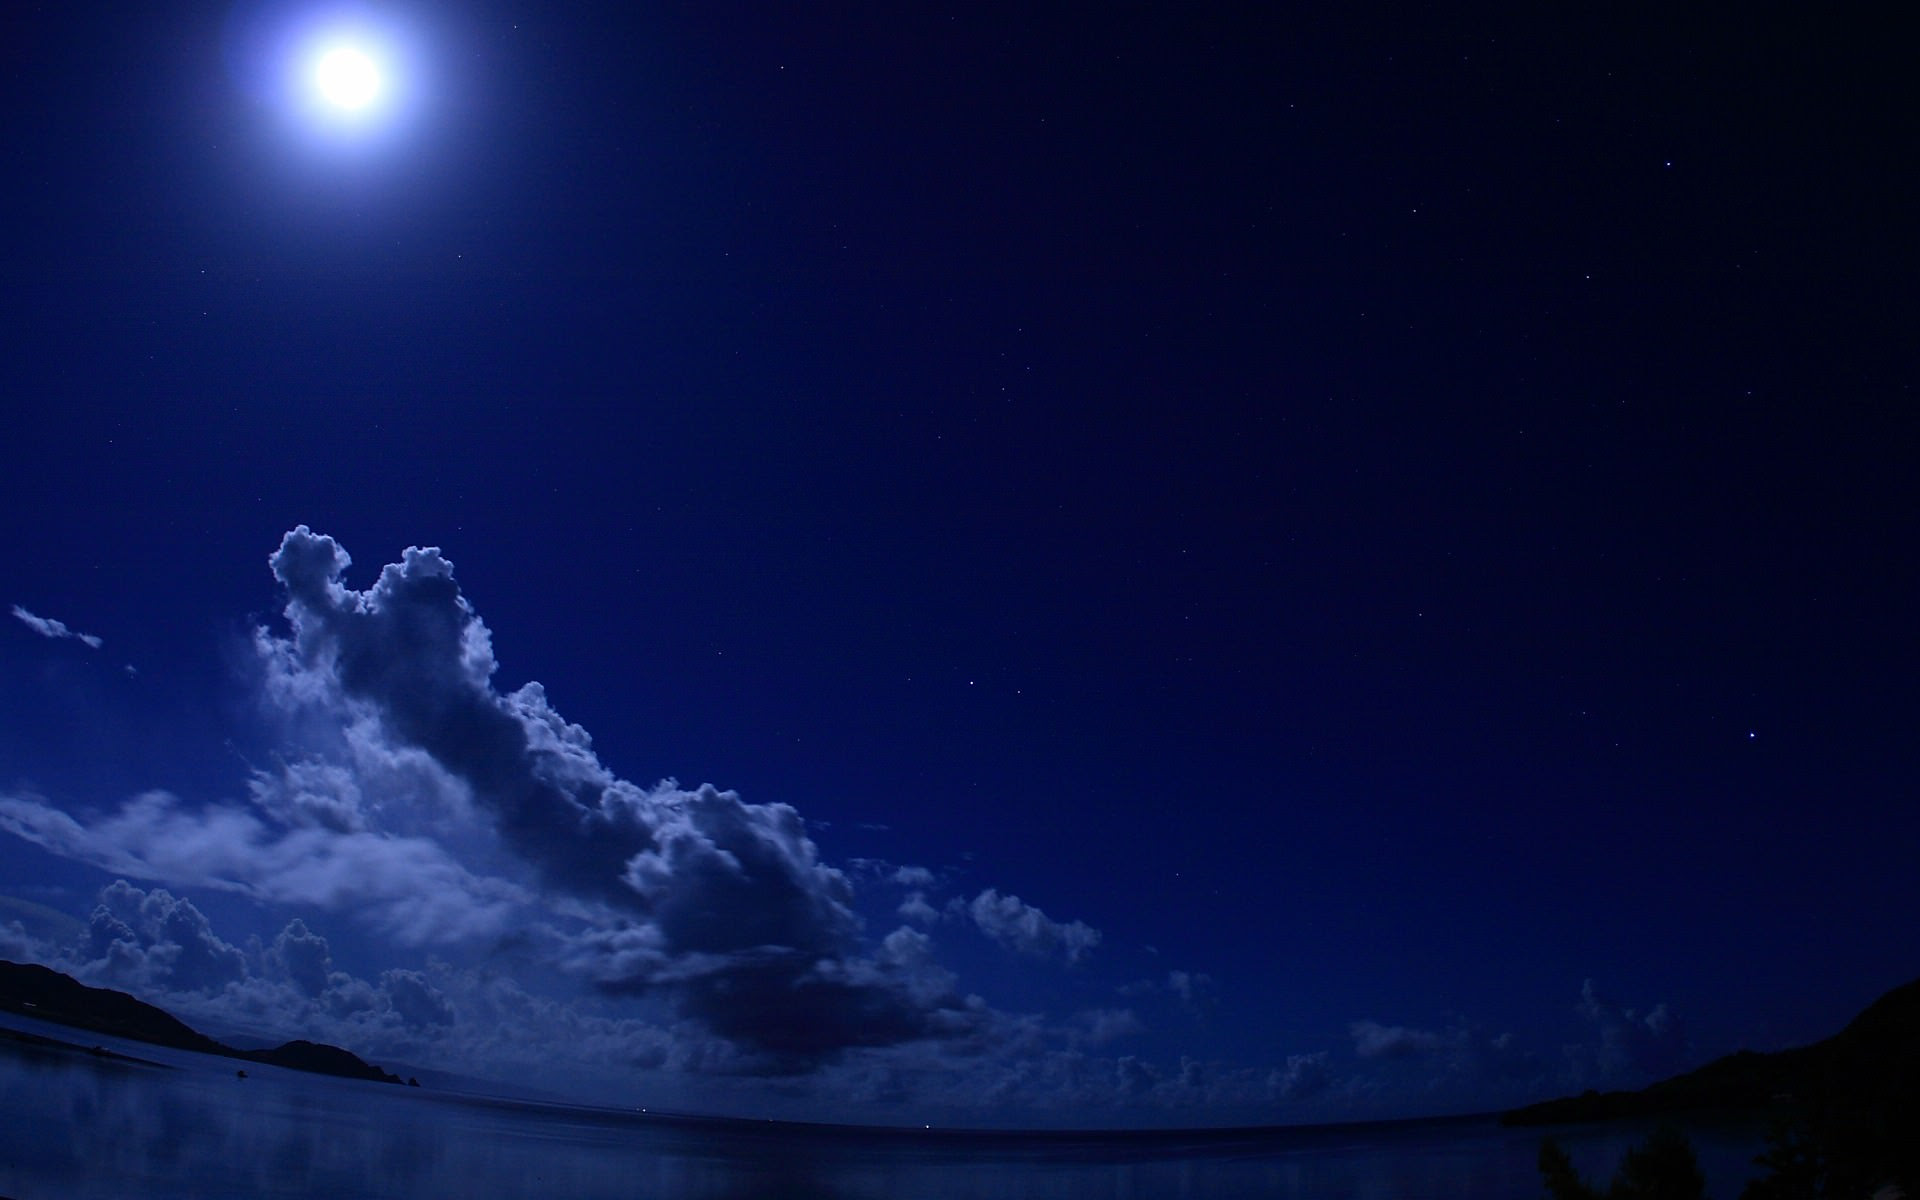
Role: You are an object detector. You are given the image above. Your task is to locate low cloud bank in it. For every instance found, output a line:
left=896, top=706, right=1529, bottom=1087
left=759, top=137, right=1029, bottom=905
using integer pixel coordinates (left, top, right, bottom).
left=0, top=528, right=1686, bottom=1123
left=0, top=530, right=1058, bottom=1073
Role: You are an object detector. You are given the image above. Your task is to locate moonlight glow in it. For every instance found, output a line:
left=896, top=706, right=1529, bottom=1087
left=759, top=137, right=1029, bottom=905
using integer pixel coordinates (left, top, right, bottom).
left=247, top=8, right=427, bottom=145
left=313, top=45, right=381, bottom=110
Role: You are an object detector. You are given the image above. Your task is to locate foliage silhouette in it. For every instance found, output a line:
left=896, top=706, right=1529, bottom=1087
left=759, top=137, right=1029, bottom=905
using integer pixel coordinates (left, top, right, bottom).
left=1539, top=1126, right=1705, bottom=1200
left=1738, top=1107, right=1918, bottom=1200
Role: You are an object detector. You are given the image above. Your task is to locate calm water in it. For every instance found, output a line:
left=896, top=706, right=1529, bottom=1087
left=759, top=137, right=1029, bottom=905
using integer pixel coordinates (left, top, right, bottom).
left=0, top=1015, right=1767, bottom=1199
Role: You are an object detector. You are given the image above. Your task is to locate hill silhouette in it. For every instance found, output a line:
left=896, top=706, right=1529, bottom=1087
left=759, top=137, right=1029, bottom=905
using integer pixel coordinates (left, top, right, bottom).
left=0, top=959, right=409, bottom=1086
left=1504, top=975, right=1920, bottom=1126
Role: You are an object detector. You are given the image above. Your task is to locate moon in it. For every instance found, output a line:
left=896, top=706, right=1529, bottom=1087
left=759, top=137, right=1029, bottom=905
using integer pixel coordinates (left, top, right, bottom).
left=221, top=3, right=433, bottom=152
left=313, top=45, right=382, bottom=110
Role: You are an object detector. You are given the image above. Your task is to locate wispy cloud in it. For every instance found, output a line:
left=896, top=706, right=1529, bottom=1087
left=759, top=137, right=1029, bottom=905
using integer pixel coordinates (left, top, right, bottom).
left=10, top=604, right=102, bottom=649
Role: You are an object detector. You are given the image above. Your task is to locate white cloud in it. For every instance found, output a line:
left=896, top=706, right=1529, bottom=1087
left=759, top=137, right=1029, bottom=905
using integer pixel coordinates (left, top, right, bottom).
left=10, top=604, right=102, bottom=649
left=0, top=788, right=528, bottom=945
left=0, top=529, right=1172, bottom=1109
left=898, top=890, right=939, bottom=924
left=965, top=888, right=1101, bottom=964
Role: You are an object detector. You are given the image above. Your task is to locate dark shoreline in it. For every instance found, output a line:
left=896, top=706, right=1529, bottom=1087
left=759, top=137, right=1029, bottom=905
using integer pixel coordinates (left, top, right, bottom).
left=0, top=1021, right=171, bottom=1069
left=0, top=959, right=411, bottom=1086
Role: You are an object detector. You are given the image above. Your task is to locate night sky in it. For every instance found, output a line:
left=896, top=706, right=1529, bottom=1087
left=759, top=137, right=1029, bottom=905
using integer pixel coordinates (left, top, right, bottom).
left=2, top=2, right=1914, bottom=1127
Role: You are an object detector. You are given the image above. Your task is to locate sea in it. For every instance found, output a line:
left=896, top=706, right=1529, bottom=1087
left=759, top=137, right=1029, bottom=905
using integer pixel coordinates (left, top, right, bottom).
left=0, top=1011, right=1770, bottom=1200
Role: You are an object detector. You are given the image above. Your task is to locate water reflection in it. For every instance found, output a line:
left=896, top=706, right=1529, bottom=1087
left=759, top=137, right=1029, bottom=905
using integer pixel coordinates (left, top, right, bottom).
left=0, top=1024, right=1764, bottom=1200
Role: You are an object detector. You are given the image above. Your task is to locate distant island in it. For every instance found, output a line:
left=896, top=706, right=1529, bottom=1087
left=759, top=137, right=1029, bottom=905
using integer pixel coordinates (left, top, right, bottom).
left=1504, top=975, right=1920, bottom=1126
left=0, top=959, right=414, bottom=1087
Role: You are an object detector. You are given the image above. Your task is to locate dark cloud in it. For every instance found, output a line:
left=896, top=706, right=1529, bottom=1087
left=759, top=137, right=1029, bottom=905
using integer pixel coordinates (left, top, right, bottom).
left=380, top=968, right=454, bottom=1027
left=964, top=888, right=1100, bottom=964
left=10, top=604, right=102, bottom=649
left=1071, top=1008, right=1143, bottom=1047
left=1119, top=968, right=1214, bottom=1005
left=267, top=918, right=333, bottom=997
left=1268, top=1052, right=1333, bottom=1100
left=1350, top=1019, right=1446, bottom=1061
left=1166, top=969, right=1214, bottom=1006
left=1348, top=1015, right=1541, bottom=1083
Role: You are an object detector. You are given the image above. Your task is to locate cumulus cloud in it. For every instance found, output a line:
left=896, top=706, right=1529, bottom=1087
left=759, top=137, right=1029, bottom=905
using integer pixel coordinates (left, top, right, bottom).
left=964, top=888, right=1100, bottom=964
left=258, top=528, right=976, bottom=1064
left=0, top=529, right=1142, bottom=1094
left=80, top=880, right=248, bottom=994
left=266, top=918, right=333, bottom=997
left=28, top=881, right=464, bottom=1066
left=379, top=968, right=455, bottom=1027
left=10, top=604, right=102, bottom=649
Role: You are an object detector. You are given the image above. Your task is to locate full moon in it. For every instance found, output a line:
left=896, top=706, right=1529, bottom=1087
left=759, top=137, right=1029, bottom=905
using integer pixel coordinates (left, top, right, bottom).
left=313, top=46, right=381, bottom=110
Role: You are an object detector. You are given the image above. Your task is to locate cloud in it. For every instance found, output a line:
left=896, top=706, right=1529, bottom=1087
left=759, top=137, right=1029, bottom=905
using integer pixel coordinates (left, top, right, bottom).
left=10, top=604, right=102, bottom=649
left=0, top=529, right=1144, bottom=1099
left=1350, top=1019, right=1446, bottom=1060
left=1071, top=1007, right=1143, bottom=1046
left=1269, top=1052, right=1333, bottom=1100
left=81, top=880, right=248, bottom=994
left=266, top=918, right=333, bottom=996
left=964, top=888, right=1101, bottom=964
left=1166, top=969, right=1214, bottom=1006
left=38, top=881, right=465, bottom=1064
left=0, top=788, right=529, bottom=945
left=1120, top=969, right=1214, bottom=1006
left=0, top=919, right=36, bottom=961
left=243, top=527, right=975, bottom=1064
left=379, top=968, right=455, bottom=1027
left=1569, top=979, right=1689, bottom=1082
left=4, top=870, right=1367, bottom=1126
left=899, top=891, right=939, bottom=924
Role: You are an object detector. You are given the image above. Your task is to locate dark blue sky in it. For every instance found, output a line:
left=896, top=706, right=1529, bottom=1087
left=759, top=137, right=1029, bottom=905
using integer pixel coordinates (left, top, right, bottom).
left=1, top=2, right=1914, bottom=1126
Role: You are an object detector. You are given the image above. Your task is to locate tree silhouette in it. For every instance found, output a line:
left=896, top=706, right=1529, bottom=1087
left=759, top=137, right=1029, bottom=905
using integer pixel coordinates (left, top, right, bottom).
left=1539, top=1127, right=1706, bottom=1200
left=1540, top=1138, right=1603, bottom=1200
left=1738, top=1108, right=1918, bottom=1200
left=1739, top=1118, right=1820, bottom=1200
